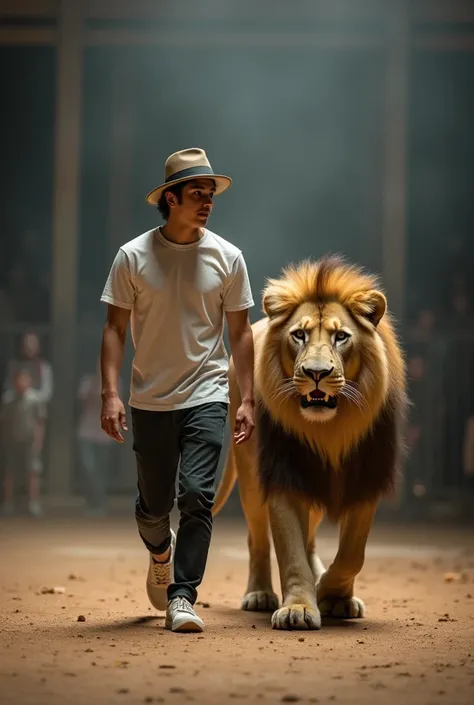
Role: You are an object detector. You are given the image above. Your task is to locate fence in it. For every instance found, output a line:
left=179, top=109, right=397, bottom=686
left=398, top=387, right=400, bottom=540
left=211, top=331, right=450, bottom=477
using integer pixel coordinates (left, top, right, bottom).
left=1, top=323, right=473, bottom=514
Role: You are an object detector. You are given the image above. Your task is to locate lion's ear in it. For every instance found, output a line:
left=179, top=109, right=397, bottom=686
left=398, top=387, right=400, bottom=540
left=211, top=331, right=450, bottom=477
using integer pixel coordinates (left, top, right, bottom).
left=262, top=286, right=293, bottom=325
left=347, top=289, right=387, bottom=327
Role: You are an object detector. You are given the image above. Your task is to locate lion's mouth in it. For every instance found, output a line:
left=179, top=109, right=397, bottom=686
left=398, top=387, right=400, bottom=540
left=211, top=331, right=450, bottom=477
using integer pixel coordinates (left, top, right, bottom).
left=300, top=389, right=338, bottom=410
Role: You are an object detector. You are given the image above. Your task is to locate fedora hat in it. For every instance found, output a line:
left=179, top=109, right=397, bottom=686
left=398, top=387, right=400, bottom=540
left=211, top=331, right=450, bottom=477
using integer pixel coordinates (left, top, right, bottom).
left=145, top=147, right=232, bottom=206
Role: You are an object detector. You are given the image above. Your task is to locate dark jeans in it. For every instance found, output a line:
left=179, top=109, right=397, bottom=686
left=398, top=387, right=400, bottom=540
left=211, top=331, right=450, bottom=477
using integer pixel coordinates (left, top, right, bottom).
left=131, top=401, right=228, bottom=604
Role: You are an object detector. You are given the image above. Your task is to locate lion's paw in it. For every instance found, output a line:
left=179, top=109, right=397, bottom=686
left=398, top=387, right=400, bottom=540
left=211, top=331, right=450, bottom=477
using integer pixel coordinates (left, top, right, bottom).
left=318, top=595, right=365, bottom=619
left=271, top=604, right=321, bottom=630
left=241, top=590, right=279, bottom=612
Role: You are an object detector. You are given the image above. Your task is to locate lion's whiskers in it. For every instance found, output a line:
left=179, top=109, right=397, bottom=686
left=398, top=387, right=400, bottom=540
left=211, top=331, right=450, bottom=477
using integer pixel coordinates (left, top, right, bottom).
left=268, top=378, right=298, bottom=405
left=340, top=382, right=366, bottom=411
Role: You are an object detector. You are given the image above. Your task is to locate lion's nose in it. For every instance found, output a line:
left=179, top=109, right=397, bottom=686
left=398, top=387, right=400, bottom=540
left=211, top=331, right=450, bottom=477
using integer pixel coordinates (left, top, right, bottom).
left=302, top=365, right=334, bottom=382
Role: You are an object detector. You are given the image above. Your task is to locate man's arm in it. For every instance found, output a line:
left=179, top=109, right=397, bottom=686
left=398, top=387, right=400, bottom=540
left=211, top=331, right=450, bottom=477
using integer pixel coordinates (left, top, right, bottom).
left=225, top=308, right=255, bottom=443
left=100, top=304, right=131, bottom=442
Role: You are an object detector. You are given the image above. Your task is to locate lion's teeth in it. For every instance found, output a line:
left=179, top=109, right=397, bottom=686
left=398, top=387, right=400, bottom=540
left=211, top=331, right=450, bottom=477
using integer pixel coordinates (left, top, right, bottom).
left=306, top=394, right=312, bottom=402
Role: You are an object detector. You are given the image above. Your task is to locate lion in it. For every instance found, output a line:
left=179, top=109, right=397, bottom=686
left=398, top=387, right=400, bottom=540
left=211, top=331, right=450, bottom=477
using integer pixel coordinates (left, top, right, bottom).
left=213, top=255, right=407, bottom=630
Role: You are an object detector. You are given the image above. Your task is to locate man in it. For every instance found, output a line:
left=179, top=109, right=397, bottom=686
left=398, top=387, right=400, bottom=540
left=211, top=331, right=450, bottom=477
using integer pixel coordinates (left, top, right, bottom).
left=100, top=148, right=255, bottom=633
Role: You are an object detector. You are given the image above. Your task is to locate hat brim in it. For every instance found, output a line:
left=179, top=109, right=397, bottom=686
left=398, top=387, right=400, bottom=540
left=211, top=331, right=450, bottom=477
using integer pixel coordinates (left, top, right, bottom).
left=145, top=173, right=232, bottom=206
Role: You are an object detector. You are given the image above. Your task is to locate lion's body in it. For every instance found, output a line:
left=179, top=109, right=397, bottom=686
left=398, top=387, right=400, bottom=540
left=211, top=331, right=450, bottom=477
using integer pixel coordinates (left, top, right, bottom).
left=213, top=256, right=407, bottom=630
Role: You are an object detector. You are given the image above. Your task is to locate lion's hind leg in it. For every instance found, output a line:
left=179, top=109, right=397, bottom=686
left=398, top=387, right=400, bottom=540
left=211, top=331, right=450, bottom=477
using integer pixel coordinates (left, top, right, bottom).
left=236, top=439, right=279, bottom=612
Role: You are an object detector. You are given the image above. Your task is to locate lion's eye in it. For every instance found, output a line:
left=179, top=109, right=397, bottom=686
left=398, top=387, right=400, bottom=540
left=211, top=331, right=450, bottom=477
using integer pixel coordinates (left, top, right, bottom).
left=335, top=330, right=350, bottom=342
left=291, top=329, right=306, bottom=341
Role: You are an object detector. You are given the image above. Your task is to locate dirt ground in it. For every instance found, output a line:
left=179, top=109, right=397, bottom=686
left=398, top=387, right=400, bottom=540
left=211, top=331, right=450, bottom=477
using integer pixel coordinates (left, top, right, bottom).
left=1, top=514, right=474, bottom=705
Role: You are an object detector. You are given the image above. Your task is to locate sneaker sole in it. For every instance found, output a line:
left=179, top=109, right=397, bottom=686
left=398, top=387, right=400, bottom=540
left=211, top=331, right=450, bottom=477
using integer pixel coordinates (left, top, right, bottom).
left=165, top=618, right=204, bottom=633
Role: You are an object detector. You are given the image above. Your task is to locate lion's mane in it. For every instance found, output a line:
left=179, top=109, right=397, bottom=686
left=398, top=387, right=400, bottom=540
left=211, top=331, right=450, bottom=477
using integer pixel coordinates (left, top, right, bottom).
left=255, top=255, right=408, bottom=520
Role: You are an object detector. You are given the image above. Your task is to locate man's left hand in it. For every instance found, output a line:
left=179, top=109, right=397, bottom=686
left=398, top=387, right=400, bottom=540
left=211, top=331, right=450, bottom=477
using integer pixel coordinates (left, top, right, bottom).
left=233, top=400, right=255, bottom=445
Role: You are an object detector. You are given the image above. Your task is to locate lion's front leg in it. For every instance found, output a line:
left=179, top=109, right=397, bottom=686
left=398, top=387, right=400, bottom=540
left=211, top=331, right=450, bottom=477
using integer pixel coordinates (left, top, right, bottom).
left=269, top=494, right=321, bottom=630
left=317, top=502, right=377, bottom=619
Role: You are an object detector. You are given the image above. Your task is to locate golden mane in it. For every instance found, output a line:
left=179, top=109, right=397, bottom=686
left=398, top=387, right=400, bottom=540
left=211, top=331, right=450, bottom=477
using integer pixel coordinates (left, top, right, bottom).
left=255, top=255, right=407, bottom=470
left=263, top=255, right=383, bottom=326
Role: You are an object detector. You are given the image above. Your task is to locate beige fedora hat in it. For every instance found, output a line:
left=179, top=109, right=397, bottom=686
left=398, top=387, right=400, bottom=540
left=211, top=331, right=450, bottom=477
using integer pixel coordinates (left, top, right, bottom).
left=145, top=147, right=232, bottom=206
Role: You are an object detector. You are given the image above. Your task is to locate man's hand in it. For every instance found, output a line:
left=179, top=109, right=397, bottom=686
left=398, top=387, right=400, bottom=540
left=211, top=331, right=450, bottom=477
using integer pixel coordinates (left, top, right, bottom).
left=233, top=399, right=255, bottom=445
left=101, top=393, right=128, bottom=443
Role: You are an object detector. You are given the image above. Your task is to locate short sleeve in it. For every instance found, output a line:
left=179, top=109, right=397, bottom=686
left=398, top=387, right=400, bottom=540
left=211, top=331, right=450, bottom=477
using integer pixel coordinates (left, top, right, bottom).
left=100, top=248, right=136, bottom=310
left=223, top=253, right=254, bottom=312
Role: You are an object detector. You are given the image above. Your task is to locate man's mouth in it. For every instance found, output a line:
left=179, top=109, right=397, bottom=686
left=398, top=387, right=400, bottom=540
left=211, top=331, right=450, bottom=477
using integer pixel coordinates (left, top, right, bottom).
left=198, top=211, right=210, bottom=218
left=300, top=388, right=338, bottom=410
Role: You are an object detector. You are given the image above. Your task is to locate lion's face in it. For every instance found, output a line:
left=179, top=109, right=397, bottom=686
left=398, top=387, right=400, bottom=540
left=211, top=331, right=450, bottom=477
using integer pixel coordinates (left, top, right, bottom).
left=280, top=301, right=366, bottom=423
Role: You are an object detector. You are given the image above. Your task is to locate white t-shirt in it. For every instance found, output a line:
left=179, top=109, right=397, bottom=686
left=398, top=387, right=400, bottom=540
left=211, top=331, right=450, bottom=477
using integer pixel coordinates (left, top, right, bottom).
left=100, top=227, right=254, bottom=411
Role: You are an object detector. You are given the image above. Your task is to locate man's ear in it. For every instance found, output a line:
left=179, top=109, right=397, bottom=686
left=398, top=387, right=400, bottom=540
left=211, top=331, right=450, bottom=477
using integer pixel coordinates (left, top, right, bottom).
left=347, top=289, right=387, bottom=327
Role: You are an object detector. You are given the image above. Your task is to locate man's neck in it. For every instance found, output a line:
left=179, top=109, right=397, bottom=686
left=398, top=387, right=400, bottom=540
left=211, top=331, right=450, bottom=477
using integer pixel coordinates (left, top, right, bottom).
left=160, top=222, right=203, bottom=245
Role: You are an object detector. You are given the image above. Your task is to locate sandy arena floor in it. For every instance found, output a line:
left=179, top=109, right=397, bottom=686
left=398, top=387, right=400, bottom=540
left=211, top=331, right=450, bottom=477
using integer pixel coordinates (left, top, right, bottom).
left=0, top=514, right=473, bottom=705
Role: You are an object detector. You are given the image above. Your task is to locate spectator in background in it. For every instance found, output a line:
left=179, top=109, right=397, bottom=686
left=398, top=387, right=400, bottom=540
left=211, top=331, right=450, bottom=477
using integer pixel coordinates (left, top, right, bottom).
left=4, top=332, right=53, bottom=477
left=445, top=275, right=474, bottom=332
left=408, top=307, right=436, bottom=344
left=0, top=368, right=45, bottom=516
left=77, top=358, right=119, bottom=517
left=402, top=349, right=431, bottom=517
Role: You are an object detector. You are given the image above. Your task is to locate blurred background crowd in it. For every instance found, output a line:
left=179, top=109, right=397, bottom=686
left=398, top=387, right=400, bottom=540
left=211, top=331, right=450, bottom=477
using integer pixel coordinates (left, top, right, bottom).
left=1, top=0, right=473, bottom=520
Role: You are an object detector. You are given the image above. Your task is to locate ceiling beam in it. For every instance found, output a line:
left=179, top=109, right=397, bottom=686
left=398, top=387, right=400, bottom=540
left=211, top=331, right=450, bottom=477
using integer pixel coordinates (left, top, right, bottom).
left=84, top=28, right=384, bottom=48
left=0, top=0, right=57, bottom=18
left=413, top=0, right=474, bottom=23
left=3, top=0, right=474, bottom=24
left=83, top=0, right=386, bottom=22
left=2, top=28, right=474, bottom=52
left=0, top=27, right=56, bottom=44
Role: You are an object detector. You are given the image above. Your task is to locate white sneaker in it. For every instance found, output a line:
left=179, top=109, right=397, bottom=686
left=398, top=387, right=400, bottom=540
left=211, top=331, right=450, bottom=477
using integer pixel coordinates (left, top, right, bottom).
left=146, top=529, right=176, bottom=611
left=165, top=596, right=205, bottom=633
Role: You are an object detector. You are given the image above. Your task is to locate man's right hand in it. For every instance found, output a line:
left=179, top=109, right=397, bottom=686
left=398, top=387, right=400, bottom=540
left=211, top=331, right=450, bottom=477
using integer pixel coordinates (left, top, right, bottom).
left=101, top=394, right=128, bottom=443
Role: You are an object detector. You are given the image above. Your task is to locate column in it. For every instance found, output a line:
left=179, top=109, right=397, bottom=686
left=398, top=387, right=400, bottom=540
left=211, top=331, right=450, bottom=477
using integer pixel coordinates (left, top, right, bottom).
left=381, top=2, right=410, bottom=322
left=106, top=56, right=136, bottom=493
left=106, top=56, right=135, bottom=263
left=48, top=0, right=84, bottom=496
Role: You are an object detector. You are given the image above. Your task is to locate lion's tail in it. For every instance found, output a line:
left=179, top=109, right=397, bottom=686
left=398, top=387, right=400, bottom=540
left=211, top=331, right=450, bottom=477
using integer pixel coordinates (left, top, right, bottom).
left=212, top=447, right=237, bottom=517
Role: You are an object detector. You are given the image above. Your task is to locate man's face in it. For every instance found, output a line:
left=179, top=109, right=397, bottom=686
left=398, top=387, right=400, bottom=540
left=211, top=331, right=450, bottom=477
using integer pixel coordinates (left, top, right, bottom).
left=23, top=333, right=40, bottom=358
left=168, top=178, right=216, bottom=228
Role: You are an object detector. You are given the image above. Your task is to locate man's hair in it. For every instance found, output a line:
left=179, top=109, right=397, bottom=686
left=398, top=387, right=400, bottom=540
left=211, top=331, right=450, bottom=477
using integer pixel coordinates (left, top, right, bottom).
left=157, top=182, right=186, bottom=221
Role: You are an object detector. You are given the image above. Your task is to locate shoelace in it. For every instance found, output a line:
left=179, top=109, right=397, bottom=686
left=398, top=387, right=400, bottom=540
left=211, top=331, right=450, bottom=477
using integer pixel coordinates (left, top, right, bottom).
left=174, top=597, right=194, bottom=613
left=152, top=560, right=171, bottom=585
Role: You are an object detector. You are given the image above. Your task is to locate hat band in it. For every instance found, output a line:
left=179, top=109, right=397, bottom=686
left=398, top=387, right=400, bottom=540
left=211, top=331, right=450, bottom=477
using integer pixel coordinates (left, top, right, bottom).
left=165, top=165, right=215, bottom=183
